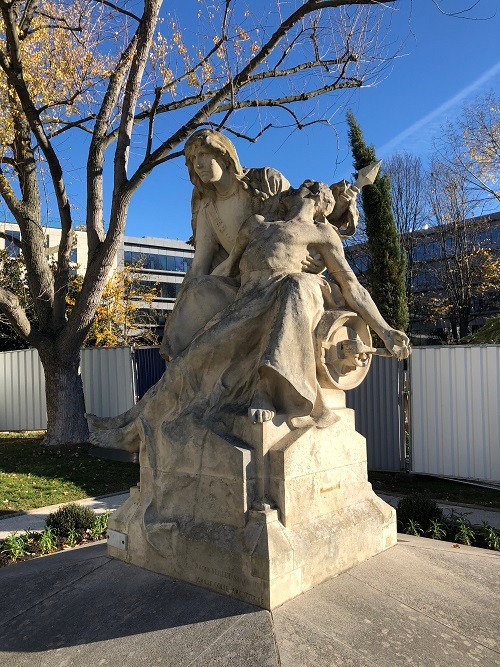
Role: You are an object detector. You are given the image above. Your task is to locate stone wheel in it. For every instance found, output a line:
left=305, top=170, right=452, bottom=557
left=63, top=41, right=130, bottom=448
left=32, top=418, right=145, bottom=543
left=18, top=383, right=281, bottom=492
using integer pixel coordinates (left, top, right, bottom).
left=315, top=309, right=373, bottom=390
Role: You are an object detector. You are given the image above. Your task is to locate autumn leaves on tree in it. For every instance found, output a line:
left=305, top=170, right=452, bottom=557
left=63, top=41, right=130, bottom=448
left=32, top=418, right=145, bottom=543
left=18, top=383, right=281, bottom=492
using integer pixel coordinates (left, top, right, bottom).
left=0, top=0, right=399, bottom=444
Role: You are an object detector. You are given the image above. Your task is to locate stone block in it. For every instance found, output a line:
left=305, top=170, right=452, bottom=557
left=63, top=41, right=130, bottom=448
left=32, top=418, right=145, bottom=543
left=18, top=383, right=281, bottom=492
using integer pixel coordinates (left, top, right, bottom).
left=108, top=410, right=397, bottom=610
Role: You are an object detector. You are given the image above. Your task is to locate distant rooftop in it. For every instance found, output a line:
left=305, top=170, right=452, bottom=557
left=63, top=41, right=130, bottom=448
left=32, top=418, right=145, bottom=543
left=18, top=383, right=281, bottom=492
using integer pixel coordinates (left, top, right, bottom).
left=123, top=235, right=192, bottom=251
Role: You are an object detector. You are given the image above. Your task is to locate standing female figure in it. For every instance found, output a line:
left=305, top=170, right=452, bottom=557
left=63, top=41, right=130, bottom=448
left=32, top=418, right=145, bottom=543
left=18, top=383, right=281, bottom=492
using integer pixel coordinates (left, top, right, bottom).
left=160, top=129, right=291, bottom=359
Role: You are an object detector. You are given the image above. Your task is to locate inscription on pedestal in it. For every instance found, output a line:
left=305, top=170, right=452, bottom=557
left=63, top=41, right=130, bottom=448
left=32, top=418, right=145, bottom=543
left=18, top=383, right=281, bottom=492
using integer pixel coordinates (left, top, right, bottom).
left=193, top=564, right=263, bottom=605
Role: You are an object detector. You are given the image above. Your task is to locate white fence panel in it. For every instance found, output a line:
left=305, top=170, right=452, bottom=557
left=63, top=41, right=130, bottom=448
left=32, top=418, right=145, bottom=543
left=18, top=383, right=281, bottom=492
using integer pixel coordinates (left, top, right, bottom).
left=410, top=346, right=500, bottom=482
left=81, top=347, right=136, bottom=417
left=0, top=347, right=136, bottom=431
left=0, top=348, right=47, bottom=430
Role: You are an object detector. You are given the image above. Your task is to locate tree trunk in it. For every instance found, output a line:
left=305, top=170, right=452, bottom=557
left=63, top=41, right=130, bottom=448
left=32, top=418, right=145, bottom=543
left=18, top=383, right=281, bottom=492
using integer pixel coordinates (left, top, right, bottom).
left=459, top=316, right=471, bottom=343
left=39, top=344, right=89, bottom=446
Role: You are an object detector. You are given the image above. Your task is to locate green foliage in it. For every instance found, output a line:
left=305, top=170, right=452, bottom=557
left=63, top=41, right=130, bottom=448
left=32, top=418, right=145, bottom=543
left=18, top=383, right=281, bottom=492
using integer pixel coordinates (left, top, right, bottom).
left=88, top=512, right=109, bottom=540
left=446, top=511, right=476, bottom=546
left=404, top=519, right=424, bottom=536
left=479, top=522, right=500, bottom=551
left=347, top=111, right=409, bottom=331
left=46, top=503, right=96, bottom=538
left=453, top=519, right=475, bottom=546
left=39, top=526, right=58, bottom=554
left=397, top=493, right=443, bottom=532
left=0, top=533, right=28, bottom=560
left=427, top=518, right=447, bottom=540
left=66, top=527, right=79, bottom=547
left=463, top=315, right=500, bottom=344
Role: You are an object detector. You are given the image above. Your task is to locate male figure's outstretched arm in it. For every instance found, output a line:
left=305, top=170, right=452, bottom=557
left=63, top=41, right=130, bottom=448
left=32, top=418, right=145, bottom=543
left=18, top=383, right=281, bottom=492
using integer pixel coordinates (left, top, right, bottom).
left=319, top=229, right=410, bottom=359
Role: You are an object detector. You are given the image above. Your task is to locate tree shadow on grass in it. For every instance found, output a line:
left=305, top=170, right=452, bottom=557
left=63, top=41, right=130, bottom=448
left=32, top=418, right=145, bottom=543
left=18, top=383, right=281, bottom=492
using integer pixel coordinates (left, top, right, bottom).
left=0, top=439, right=139, bottom=508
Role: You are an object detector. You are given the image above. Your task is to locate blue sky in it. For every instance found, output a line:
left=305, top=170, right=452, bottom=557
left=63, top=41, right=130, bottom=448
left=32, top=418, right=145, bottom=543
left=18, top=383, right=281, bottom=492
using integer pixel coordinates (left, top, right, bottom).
left=3, top=0, right=498, bottom=242
left=124, top=0, right=500, bottom=241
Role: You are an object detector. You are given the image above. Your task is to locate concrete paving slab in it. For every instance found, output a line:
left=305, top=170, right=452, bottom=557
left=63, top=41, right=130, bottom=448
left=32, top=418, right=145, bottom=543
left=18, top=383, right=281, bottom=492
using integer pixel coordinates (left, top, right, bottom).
left=0, top=543, right=278, bottom=667
left=273, top=536, right=500, bottom=667
left=0, top=536, right=499, bottom=667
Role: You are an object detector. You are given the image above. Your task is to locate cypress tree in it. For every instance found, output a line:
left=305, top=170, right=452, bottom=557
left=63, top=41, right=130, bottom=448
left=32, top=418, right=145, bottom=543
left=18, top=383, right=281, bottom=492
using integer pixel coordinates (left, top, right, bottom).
left=346, top=111, right=409, bottom=332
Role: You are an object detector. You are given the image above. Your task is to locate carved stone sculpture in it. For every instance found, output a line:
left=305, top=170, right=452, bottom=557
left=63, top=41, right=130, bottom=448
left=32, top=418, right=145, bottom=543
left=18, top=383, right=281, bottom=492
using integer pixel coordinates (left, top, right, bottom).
left=88, top=133, right=410, bottom=610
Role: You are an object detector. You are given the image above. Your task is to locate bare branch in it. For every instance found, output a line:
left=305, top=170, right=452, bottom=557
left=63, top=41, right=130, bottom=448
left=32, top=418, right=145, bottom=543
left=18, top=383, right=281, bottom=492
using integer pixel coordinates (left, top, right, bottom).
left=430, top=0, right=492, bottom=20
left=246, top=55, right=358, bottom=83
left=86, top=33, right=139, bottom=257
left=127, top=0, right=391, bottom=190
left=0, top=230, right=22, bottom=248
left=114, top=0, right=162, bottom=190
left=145, top=87, right=162, bottom=159
left=205, top=123, right=274, bottom=143
left=0, top=286, right=33, bottom=341
left=91, top=0, right=141, bottom=22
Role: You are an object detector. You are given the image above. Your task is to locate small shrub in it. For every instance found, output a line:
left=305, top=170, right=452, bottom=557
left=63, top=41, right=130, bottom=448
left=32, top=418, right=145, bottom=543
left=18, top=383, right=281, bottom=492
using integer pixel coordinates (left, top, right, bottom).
left=397, top=493, right=443, bottom=532
left=39, top=527, right=58, bottom=554
left=479, top=522, right=500, bottom=551
left=1, top=533, right=28, bottom=560
left=46, top=503, right=96, bottom=538
left=88, top=512, right=110, bottom=540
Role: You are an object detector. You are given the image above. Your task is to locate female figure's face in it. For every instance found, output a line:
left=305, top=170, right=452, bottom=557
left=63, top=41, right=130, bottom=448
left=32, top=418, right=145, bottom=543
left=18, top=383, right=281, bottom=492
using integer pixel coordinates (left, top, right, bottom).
left=192, top=147, right=226, bottom=184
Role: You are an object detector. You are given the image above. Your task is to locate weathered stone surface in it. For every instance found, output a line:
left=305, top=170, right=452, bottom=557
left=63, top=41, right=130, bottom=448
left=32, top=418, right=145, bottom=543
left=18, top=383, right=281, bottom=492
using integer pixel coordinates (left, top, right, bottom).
left=89, top=131, right=411, bottom=610
left=109, top=410, right=396, bottom=609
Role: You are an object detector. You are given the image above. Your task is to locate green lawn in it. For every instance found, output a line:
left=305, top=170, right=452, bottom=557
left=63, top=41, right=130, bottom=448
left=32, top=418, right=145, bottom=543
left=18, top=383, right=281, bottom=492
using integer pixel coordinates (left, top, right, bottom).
left=369, top=471, right=500, bottom=509
left=1, top=434, right=498, bottom=516
left=0, top=435, right=139, bottom=515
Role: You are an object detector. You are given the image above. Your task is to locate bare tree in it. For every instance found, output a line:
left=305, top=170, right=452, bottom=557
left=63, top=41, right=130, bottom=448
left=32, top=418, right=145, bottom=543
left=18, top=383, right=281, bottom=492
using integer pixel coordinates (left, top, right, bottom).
left=436, top=91, right=500, bottom=206
left=427, top=157, right=499, bottom=342
left=384, top=152, right=431, bottom=330
left=0, top=0, right=403, bottom=445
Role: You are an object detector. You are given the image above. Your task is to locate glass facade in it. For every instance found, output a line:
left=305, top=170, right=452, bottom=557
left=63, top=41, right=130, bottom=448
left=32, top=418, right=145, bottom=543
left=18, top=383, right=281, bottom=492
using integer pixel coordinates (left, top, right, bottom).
left=141, top=281, right=183, bottom=299
left=124, top=250, right=192, bottom=273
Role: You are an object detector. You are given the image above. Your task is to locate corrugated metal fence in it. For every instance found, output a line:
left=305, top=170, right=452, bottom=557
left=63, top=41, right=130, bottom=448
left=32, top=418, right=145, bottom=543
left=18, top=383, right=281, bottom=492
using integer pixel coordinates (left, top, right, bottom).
left=1, top=344, right=498, bottom=482
left=0, top=347, right=136, bottom=431
left=346, top=356, right=404, bottom=472
left=134, top=347, right=166, bottom=400
left=410, top=345, right=500, bottom=483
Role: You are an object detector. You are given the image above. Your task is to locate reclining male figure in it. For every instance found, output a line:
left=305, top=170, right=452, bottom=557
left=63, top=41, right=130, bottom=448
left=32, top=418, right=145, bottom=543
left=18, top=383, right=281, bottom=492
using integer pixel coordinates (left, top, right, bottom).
left=214, top=180, right=411, bottom=425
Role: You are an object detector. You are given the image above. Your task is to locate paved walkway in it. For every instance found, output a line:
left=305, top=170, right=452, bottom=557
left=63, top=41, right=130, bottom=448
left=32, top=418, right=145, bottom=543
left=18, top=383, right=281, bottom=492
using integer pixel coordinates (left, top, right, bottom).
left=0, top=492, right=129, bottom=539
left=377, top=492, right=500, bottom=529
left=0, top=535, right=499, bottom=666
left=1, top=491, right=499, bottom=539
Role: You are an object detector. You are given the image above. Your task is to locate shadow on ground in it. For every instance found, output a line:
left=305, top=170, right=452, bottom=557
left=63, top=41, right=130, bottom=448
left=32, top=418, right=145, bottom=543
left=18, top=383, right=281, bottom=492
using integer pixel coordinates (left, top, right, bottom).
left=0, top=543, right=277, bottom=666
left=1, top=538, right=499, bottom=667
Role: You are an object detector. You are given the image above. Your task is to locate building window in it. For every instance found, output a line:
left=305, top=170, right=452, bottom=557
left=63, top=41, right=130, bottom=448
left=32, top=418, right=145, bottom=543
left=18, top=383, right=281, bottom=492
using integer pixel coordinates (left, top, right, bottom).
left=70, top=248, right=77, bottom=263
left=124, top=250, right=192, bottom=273
left=5, top=230, right=21, bottom=257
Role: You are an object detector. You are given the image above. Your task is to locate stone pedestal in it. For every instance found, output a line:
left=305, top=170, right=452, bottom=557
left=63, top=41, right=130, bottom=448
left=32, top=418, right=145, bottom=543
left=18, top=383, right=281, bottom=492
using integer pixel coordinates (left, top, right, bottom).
left=108, top=396, right=396, bottom=610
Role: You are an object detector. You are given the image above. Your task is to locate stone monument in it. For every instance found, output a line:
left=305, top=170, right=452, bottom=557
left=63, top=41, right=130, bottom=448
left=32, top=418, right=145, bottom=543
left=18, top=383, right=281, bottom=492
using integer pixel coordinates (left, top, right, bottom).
left=88, top=131, right=411, bottom=610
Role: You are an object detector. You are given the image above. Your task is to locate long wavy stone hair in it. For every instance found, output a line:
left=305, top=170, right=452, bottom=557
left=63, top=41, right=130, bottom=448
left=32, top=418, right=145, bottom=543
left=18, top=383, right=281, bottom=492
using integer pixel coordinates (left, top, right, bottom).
left=184, top=129, right=273, bottom=241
